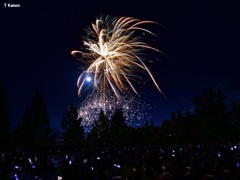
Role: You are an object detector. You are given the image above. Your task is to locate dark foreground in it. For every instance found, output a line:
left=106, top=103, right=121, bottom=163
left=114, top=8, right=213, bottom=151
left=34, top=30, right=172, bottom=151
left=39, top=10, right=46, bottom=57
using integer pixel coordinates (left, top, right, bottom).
left=1, top=143, right=240, bottom=180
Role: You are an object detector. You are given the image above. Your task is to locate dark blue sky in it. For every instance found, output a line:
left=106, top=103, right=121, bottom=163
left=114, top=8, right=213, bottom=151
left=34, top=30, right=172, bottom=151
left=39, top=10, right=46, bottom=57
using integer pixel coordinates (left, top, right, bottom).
left=1, top=0, right=240, bottom=130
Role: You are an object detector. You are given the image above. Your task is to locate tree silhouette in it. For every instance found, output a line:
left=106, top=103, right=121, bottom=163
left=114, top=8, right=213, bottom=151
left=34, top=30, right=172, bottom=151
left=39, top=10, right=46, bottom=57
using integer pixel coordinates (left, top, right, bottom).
left=193, top=88, right=229, bottom=141
left=169, top=112, right=177, bottom=142
left=61, top=103, right=84, bottom=145
left=87, top=109, right=110, bottom=145
left=158, top=119, right=172, bottom=143
left=111, top=108, right=126, bottom=130
left=0, top=80, right=11, bottom=145
left=16, top=91, right=51, bottom=146
left=110, top=108, right=127, bottom=145
left=228, top=101, right=240, bottom=139
left=184, top=110, right=198, bottom=142
left=15, top=106, right=33, bottom=145
left=175, top=109, right=184, bottom=141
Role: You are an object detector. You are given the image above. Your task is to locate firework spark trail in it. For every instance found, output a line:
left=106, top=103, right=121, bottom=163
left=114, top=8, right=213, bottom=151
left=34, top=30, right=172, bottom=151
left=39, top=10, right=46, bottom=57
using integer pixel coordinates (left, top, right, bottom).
left=78, top=90, right=151, bottom=132
left=71, top=16, right=163, bottom=98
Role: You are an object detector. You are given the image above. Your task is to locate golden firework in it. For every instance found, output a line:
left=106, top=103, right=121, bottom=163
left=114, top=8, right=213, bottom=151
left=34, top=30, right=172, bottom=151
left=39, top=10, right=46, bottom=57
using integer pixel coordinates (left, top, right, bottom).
left=72, top=16, right=163, bottom=98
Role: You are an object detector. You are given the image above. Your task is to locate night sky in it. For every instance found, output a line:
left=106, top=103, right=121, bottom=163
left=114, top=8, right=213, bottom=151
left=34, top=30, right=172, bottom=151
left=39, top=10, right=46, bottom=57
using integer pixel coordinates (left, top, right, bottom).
left=1, top=0, right=240, bottom=131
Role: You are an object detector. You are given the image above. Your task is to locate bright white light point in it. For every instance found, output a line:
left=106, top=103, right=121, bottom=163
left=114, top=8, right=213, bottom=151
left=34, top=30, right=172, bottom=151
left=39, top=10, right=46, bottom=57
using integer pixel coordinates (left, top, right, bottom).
left=86, top=76, right=91, bottom=82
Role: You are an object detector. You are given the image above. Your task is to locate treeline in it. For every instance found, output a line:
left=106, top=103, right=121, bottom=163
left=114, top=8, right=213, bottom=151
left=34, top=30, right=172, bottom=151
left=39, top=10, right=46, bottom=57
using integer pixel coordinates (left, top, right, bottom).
left=1, top=79, right=240, bottom=148
left=80, top=88, right=240, bottom=145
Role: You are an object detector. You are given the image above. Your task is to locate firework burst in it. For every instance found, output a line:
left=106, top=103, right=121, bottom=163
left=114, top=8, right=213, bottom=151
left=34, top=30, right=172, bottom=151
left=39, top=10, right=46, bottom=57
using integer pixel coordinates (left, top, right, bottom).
left=71, top=16, right=163, bottom=98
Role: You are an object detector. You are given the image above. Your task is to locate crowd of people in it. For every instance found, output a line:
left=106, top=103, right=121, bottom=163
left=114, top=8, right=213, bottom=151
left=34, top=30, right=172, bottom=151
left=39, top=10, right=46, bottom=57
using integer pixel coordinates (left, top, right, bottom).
left=1, top=142, right=240, bottom=179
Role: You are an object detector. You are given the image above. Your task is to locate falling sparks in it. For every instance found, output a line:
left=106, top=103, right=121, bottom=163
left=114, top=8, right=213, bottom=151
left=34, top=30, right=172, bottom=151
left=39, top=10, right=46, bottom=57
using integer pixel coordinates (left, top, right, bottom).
left=78, top=90, right=151, bottom=132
